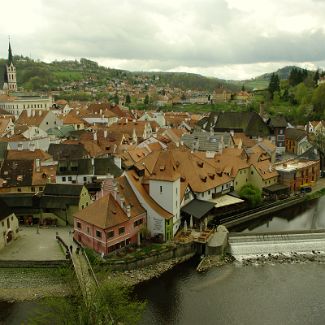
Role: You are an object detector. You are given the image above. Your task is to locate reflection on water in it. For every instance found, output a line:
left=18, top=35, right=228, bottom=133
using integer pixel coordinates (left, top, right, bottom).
left=0, top=301, right=41, bottom=325
left=231, top=197, right=325, bottom=233
left=135, top=261, right=325, bottom=325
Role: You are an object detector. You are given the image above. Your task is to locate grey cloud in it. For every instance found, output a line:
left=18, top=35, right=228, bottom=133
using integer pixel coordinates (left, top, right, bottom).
left=1, top=0, right=325, bottom=78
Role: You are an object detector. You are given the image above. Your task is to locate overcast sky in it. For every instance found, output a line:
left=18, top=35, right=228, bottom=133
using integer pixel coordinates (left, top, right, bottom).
left=1, top=0, right=325, bottom=80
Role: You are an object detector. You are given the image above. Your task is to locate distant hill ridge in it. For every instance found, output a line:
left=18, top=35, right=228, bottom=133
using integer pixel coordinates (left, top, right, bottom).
left=0, top=56, right=316, bottom=92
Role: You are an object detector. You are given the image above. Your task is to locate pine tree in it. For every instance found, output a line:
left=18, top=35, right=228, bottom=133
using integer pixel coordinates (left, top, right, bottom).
left=268, top=73, right=280, bottom=99
left=313, top=70, right=320, bottom=87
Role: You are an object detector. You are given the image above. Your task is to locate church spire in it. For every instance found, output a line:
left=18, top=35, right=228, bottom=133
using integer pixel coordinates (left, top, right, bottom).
left=8, top=39, right=13, bottom=65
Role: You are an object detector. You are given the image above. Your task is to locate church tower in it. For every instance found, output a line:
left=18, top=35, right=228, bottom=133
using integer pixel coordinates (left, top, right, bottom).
left=3, top=41, right=17, bottom=92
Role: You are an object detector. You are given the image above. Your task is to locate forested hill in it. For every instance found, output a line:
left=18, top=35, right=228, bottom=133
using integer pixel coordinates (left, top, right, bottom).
left=0, top=56, right=238, bottom=92
left=234, top=66, right=315, bottom=90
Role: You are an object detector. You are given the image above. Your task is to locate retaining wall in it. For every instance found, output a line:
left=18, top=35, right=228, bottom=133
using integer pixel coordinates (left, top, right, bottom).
left=101, top=242, right=195, bottom=271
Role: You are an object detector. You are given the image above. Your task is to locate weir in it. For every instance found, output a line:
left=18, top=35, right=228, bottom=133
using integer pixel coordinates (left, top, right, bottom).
left=228, top=229, right=325, bottom=259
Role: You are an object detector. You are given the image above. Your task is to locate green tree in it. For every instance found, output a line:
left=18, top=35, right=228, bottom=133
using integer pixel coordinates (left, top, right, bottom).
left=241, top=84, right=245, bottom=91
left=268, top=73, right=280, bottom=99
left=313, top=70, right=320, bottom=87
left=125, top=94, right=131, bottom=105
left=113, top=93, right=119, bottom=105
left=312, top=83, right=325, bottom=118
left=144, top=94, right=149, bottom=105
left=239, top=184, right=262, bottom=208
left=29, top=281, right=146, bottom=325
left=288, top=68, right=308, bottom=87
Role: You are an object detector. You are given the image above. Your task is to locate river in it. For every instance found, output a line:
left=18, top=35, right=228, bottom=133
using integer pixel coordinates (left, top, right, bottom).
left=1, top=197, right=325, bottom=324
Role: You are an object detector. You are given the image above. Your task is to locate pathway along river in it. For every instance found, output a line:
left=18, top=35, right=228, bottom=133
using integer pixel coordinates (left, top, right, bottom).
left=1, top=197, right=325, bottom=324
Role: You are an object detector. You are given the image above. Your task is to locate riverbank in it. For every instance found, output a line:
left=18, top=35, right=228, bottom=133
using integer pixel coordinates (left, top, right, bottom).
left=0, top=267, right=74, bottom=301
left=98, top=253, right=195, bottom=286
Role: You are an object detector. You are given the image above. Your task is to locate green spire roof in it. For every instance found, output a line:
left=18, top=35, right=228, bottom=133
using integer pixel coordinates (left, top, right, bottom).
left=8, top=42, right=13, bottom=65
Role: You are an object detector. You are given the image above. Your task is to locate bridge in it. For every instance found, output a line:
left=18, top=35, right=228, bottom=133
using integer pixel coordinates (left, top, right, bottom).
left=228, top=229, right=325, bottom=259
left=56, top=236, right=114, bottom=323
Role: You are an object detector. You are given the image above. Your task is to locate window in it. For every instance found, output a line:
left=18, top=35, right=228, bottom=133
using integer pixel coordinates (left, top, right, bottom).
left=39, top=187, right=43, bottom=191
left=17, top=188, right=21, bottom=192
left=83, top=177, right=87, bottom=182
left=77, top=222, right=81, bottom=229
left=107, top=230, right=114, bottom=238
left=62, top=177, right=66, bottom=182
left=251, top=171, right=253, bottom=175
left=1, top=221, right=4, bottom=227
left=160, top=186, right=163, bottom=193
left=96, top=230, right=102, bottom=238
left=87, top=227, right=90, bottom=234
left=68, top=176, right=72, bottom=181
left=119, top=227, right=125, bottom=235
left=31, top=187, right=35, bottom=192
left=134, top=219, right=143, bottom=227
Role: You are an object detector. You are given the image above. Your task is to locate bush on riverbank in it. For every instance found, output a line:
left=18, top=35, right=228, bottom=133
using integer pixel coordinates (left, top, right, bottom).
left=28, top=281, right=146, bottom=325
left=239, top=184, right=262, bottom=208
left=305, top=187, right=325, bottom=201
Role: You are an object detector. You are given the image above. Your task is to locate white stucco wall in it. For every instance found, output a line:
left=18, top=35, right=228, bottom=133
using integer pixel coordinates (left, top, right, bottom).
left=0, top=213, right=19, bottom=250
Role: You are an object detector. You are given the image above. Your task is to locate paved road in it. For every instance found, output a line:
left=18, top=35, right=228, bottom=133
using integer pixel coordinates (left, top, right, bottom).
left=0, top=226, right=71, bottom=261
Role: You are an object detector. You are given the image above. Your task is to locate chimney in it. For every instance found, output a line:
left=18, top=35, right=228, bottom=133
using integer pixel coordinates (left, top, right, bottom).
left=120, top=195, right=125, bottom=209
left=27, top=109, right=31, bottom=118
left=104, top=130, right=108, bottom=138
left=126, top=204, right=131, bottom=218
left=29, top=143, right=35, bottom=152
left=259, top=102, right=264, bottom=117
left=32, top=110, right=35, bottom=117
left=100, top=109, right=103, bottom=115
left=38, top=110, right=42, bottom=116
left=35, top=158, right=41, bottom=172
left=93, top=131, right=97, bottom=141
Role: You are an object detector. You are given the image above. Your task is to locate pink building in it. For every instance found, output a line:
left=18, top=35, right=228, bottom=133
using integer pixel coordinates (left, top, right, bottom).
left=74, top=176, right=146, bottom=255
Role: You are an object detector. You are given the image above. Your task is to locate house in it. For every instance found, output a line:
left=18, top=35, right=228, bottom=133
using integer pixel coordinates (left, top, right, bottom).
left=0, top=117, right=14, bottom=137
left=15, top=109, right=63, bottom=132
left=40, top=183, right=92, bottom=225
left=62, top=111, right=87, bottom=130
left=74, top=176, right=146, bottom=255
left=181, top=131, right=234, bottom=153
left=56, top=157, right=122, bottom=185
left=285, top=128, right=312, bottom=155
left=201, top=112, right=270, bottom=138
left=275, top=158, right=320, bottom=192
left=0, top=198, right=19, bottom=250
left=126, top=148, right=233, bottom=240
left=306, top=121, right=325, bottom=135
left=0, top=159, right=56, bottom=193
left=48, top=143, right=88, bottom=161
left=267, top=116, right=287, bottom=154
left=0, top=94, right=53, bottom=118
left=0, top=125, right=51, bottom=152
left=138, top=111, right=166, bottom=127
left=5, top=149, right=52, bottom=163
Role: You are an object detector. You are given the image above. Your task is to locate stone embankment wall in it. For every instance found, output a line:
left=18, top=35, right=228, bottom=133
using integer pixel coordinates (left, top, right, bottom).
left=102, top=242, right=195, bottom=271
